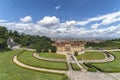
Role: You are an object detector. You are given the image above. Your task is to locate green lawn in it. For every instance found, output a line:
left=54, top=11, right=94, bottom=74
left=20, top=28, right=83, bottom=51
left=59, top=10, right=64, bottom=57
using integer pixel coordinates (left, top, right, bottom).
left=80, top=63, right=88, bottom=70
left=76, top=51, right=105, bottom=60
left=0, top=50, right=67, bottom=80
left=91, top=51, right=120, bottom=72
left=112, top=41, right=120, bottom=44
left=39, top=52, right=66, bottom=59
left=71, top=63, right=81, bottom=71
left=86, top=40, right=120, bottom=49
left=18, top=51, right=68, bottom=70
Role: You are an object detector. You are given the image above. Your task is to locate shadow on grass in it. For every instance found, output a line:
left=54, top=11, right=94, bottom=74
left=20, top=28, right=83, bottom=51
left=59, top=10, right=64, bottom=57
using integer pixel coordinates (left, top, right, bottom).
left=0, top=47, right=12, bottom=52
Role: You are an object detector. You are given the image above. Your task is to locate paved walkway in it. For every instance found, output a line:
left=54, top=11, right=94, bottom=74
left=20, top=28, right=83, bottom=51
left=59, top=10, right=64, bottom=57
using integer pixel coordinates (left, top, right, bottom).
left=71, top=54, right=86, bottom=71
left=69, top=51, right=115, bottom=63
left=78, top=51, right=115, bottom=63
left=67, top=71, right=119, bottom=80
left=66, top=54, right=73, bottom=71
left=13, top=55, right=66, bottom=74
left=33, top=52, right=66, bottom=62
left=86, top=49, right=120, bottom=52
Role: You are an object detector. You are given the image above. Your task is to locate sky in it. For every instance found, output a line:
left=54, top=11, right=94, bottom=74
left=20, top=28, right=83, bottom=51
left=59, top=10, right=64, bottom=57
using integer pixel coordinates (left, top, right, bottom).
left=0, top=0, right=120, bottom=39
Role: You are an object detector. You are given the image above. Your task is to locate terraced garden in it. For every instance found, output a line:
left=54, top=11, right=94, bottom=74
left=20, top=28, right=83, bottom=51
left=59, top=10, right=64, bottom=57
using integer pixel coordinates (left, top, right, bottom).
left=0, top=50, right=67, bottom=80
left=39, top=52, right=66, bottom=59
left=76, top=51, right=105, bottom=60
left=18, top=51, right=68, bottom=70
left=91, top=51, right=120, bottom=72
left=70, top=63, right=81, bottom=71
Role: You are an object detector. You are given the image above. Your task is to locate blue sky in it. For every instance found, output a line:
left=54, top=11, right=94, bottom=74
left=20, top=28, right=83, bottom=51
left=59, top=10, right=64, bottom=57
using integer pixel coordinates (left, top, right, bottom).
left=0, top=0, right=120, bottom=39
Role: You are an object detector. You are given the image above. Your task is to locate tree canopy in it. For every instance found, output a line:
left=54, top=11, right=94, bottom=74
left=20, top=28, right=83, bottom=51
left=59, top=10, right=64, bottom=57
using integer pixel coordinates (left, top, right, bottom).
left=0, top=26, right=56, bottom=52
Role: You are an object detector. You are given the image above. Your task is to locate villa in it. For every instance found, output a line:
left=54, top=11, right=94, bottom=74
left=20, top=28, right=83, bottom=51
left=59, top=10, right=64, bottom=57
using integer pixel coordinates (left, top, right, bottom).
left=53, top=40, right=85, bottom=55
left=7, top=37, right=21, bottom=50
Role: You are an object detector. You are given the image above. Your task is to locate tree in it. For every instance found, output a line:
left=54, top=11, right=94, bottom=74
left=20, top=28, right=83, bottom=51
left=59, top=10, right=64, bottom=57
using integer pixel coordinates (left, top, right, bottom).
left=0, top=26, right=54, bottom=52
left=13, top=31, right=20, bottom=37
left=0, top=27, right=8, bottom=48
left=0, top=38, right=6, bottom=48
left=74, top=51, right=78, bottom=56
left=0, top=26, right=8, bottom=39
left=50, top=46, right=57, bottom=52
left=33, top=41, right=43, bottom=53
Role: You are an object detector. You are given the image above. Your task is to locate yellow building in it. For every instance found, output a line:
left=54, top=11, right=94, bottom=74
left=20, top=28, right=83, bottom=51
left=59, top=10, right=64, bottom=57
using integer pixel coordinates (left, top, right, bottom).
left=53, top=41, right=85, bottom=55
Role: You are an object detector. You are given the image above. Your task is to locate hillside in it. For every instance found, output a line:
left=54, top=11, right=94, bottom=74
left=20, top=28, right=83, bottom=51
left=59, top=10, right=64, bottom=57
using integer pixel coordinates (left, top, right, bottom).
left=86, top=39, right=120, bottom=49
left=0, top=26, right=56, bottom=52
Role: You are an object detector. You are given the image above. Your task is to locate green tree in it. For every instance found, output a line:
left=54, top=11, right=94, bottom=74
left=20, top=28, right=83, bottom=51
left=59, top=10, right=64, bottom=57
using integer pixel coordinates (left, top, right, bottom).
left=0, top=26, right=8, bottom=39
left=33, top=41, right=43, bottom=53
left=74, top=51, right=78, bottom=56
left=0, top=26, right=8, bottom=48
left=50, top=46, right=57, bottom=52
left=0, top=38, right=6, bottom=48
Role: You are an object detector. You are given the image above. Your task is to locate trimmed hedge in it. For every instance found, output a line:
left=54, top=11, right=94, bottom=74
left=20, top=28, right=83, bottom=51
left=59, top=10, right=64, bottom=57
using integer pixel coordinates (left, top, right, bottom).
left=70, top=63, right=81, bottom=71
left=83, top=63, right=97, bottom=72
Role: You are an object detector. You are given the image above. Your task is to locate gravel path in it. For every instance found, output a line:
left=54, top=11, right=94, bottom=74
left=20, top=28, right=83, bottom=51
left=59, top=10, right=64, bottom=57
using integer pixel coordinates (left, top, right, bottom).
left=33, top=52, right=67, bottom=62
left=13, top=55, right=66, bottom=74
left=71, top=54, right=86, bottom=71
left=67, top=71, right=119, bottom=80
left=78, top=51, right=115, bottom=63
left=86, top=49, right=120, bottom=52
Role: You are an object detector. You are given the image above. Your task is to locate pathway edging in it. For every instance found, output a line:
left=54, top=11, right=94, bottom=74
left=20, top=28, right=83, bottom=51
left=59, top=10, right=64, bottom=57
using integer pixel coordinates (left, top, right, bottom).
left=13, top=55, right=66, bottom=74
left=33, top=52, right=67, bottom=62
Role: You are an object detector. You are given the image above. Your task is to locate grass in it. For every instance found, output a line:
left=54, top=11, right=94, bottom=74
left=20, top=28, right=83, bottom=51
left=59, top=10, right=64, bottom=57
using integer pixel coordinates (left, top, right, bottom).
left=81, top=63, right=88, bottom=70
left=86, top=40, right=120, bottom=49
left=39, top=52, right=66, bottom=59
left=76, top=51, right=105, bottom=60
left=82, top=63, right=97, bottom=72
left=18, top=51, right=68, bottom=70
left=0, top=50, right=67, bottom=80
left=91, top=51, right=120, bottom=72
left=70, top=63, right=81, bottom=71
left=0, top=48, right=11, bottom=52
left=81, top=63, right=97, bottom=72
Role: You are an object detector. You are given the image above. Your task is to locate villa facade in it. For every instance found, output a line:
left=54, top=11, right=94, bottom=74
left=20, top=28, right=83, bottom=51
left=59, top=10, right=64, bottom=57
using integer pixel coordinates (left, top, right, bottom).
left=7, top=37, right=21, bottom=50
left=53, top=40, right=85, bottom=55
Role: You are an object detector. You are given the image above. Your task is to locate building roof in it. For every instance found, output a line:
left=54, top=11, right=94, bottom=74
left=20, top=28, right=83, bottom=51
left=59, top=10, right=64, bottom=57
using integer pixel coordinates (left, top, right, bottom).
left=53, top=41, right=85, bottom=47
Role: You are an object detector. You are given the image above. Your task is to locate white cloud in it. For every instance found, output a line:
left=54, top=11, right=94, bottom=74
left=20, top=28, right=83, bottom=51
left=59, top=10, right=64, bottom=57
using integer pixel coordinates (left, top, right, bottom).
left=0, top=11, right=120, bottom=39
left=101, top=17, right=120, bottom=25
left=77, top=11, right=120, bottom=26
left=55, top=5, right=61, bottom=10
left=0, top=20, right=7, bottom=22
left=60, top=20, right=76, bottom=28
left=37, top=16, right=60, bottom=27
left=20, top=16, right=32, bottom=23
left=91, top=23, right=100, bottom=29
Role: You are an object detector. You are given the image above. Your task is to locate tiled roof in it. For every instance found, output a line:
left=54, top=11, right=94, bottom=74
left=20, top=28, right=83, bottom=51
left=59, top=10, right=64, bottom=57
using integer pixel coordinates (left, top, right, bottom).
left=53, top=41, right=85, bottom=47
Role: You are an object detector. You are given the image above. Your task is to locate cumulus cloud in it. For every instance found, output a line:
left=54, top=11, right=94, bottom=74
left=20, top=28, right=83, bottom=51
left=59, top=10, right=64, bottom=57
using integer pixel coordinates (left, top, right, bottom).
left=0, top=11, right=120, bottom=39
left=20, top=16, right=32, bottom=23
left=0, top=20, right=7, bottom=22
left=55, top=5, right=61, bottom=10
left=91, top=23, right=100, bottom=29
left=37, top=16, right=60, bottom=27
left=60, top=20, right=76, bottom=28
